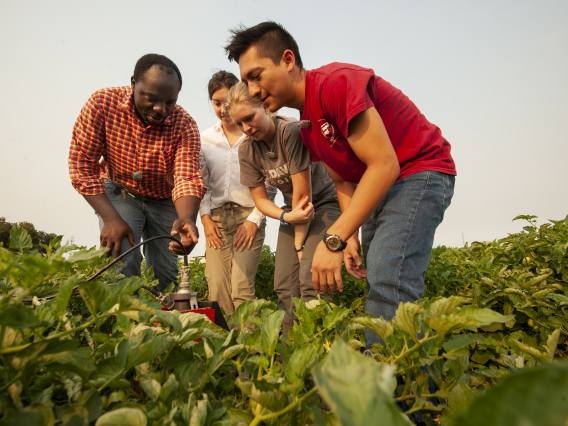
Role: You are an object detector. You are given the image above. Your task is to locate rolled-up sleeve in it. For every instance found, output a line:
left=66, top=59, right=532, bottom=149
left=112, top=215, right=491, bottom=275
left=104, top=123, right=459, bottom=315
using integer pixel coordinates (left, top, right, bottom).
left=172, top=116, right=206, bottom=202
left=68, top=93, right=107, bottom=196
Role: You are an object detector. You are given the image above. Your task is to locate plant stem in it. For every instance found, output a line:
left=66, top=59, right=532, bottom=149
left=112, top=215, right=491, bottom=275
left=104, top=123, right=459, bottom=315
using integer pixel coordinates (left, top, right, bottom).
left=255, top=387, right=318, bottom=423
left=249, top=406, right=267, bottom=426
left=0, top=371, right=22, bottom=393
left=394, top=334, right=439, bottom=364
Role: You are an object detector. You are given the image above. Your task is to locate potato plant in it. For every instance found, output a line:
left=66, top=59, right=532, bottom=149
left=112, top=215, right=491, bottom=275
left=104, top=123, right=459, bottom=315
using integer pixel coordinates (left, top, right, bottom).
left=0, top=216, right=567, bottom=426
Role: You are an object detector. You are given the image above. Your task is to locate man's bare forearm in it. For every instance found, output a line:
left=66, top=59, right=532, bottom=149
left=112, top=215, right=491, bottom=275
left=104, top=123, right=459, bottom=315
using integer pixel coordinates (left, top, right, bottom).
left=174, top=195, right=201, bottom=222
left=83, top=194, right=121, bottom=223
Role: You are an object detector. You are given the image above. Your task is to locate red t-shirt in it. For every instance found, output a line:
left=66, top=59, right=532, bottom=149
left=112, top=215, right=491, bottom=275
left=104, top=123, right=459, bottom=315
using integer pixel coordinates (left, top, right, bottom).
left=299, top=63, right=456, bottom=183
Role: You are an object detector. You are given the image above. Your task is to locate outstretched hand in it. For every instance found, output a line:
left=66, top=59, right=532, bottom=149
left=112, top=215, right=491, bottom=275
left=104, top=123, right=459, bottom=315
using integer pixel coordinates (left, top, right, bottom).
left=169, top=217, right=199, bottom=255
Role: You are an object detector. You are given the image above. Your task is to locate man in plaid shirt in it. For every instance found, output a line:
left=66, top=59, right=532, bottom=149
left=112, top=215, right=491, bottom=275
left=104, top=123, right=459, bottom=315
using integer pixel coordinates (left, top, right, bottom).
left=69, top=54, right=205, bottom=292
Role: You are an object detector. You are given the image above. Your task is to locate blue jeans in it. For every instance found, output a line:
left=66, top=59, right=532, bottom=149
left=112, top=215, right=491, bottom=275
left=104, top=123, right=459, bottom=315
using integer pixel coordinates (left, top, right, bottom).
left=361, top=171, right=455, bottom=349
left=97, top=180, right=181, bottom=293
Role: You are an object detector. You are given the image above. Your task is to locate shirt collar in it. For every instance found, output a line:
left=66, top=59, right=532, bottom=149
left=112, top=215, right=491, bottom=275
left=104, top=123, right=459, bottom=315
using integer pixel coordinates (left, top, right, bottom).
left=119, top=87, right=174, bottom=127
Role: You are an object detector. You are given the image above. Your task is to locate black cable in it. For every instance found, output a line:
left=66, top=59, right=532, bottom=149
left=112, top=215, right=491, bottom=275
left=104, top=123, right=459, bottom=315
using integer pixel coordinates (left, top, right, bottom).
left=20, top=235, right=189, bottom=303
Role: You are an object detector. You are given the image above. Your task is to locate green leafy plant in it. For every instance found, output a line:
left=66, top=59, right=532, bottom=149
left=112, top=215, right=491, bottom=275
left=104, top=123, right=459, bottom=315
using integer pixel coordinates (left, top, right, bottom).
left=1, top=215, right=567, bottom=425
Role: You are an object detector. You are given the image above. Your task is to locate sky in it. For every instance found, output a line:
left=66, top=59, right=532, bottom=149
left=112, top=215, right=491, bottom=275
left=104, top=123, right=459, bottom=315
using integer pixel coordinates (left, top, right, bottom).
left=1, top=0, right=567, bottom=259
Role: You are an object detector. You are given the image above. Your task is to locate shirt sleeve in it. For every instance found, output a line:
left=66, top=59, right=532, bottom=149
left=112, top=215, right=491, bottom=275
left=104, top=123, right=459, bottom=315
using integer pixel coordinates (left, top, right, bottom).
left=198, top=149, right=212, bottom=217
left=319, top=68, right=375, bottom=138
left=245, top=206, right=264, bottom=227
left=239, top=142, right=266, bottom=188
left=68, top=92, right=107, bottom=196
left=172, top=115, right=206, bottom=202
left=282, top=121, right=311, bottom=175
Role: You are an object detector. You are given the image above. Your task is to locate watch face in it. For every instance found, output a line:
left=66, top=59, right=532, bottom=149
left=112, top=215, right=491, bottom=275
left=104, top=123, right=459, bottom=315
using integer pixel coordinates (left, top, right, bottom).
left=327, top=236, right=341, bottom=251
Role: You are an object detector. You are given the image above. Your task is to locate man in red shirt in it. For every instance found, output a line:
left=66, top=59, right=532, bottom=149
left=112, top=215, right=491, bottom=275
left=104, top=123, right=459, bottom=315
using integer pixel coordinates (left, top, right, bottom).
left=225, top=22, right=456, bottom=348
left=69, top=54, right=205, bottom=292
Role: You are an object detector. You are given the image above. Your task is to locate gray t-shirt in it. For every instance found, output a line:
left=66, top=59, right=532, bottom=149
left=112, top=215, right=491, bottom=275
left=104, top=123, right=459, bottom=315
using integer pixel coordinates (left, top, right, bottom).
left=239, top=116, right=336, bottom=207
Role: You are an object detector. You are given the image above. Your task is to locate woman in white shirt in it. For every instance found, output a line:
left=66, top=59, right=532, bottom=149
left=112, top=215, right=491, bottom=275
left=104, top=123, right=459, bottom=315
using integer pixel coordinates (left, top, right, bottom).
left=199, top=71, right=276, bottom=318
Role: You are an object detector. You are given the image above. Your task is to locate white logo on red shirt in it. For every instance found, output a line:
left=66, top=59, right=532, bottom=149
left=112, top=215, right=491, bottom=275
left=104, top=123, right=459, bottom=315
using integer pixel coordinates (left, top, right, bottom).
left=319, top=120, right=338, bottom=147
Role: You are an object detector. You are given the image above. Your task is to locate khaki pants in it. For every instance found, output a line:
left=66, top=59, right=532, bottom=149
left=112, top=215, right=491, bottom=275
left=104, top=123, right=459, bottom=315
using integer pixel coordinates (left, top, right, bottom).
left=205, top=203, right=266, bottom=317
left=274, top=196, right=341, bottom=336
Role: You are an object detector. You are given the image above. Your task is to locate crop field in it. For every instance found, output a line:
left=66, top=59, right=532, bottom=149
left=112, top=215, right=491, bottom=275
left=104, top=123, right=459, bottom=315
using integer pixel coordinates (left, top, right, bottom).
left=0, top=214, right=567, bottom=425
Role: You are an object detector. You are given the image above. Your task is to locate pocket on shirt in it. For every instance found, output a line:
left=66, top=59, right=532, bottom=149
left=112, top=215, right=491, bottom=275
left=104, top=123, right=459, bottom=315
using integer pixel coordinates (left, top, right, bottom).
left=158, top=148, right=176, bottom=174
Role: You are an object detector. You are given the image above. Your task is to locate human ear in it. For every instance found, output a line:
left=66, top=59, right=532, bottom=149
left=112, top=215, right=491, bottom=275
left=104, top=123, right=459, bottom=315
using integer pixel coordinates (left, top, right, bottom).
left=131, top=76, right=136, bottom=91
left=282, top=50, right=295, bottom=73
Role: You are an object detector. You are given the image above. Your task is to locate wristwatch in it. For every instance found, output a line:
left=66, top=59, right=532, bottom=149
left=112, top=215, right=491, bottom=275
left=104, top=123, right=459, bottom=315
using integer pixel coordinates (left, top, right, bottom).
left=323, top=233, right=347, bottom=252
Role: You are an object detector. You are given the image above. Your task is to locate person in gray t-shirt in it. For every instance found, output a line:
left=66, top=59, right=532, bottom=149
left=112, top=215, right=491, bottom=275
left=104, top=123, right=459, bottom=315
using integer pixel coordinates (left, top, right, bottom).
left=225, top=82, right=341, bottom=335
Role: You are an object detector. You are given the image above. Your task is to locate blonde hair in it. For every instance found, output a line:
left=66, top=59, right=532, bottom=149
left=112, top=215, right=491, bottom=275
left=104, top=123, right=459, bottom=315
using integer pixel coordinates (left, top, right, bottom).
left=224, top=81, right=263, bottom=113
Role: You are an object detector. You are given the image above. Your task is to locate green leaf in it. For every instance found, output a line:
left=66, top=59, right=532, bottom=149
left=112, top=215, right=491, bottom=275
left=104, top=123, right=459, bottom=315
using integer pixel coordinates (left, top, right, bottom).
left=230, top=299, right=276, bottom=330
left=235, top=379, right=289, bottom=412
left=454, top=363, right=568, bottom=426
left=9, top=224, right=33, bottom=252
left=190, top=395, right=210, bottom=426
left=77, top=390, right=103, bottom=423
left=293, top=297, right=316, bottom=335
left=125, top=333, right=175, bottom=370
left=212, top=408, right=253, bottom=426
left=67, top=247, right=108, bottom=263
left=95, top=407, right=147, bottom=426
left=159, top=373, right=179, bottom=402
left=1, top=402, right=55, bottom=426
left=78, top=282, right=109, bottom=317
left=392, top=302, right=423, bottom=338
left=54, top=276, right=81, bottom=318
left=151, top=310, right=183, bottom=334
left=312, top=338, right=413, bottom=426
left=284, top=343, right=319, bottom=394
left=441, top=382, right=481, bottom=426
left=223, top=344, right=245, bottom=360
left=427, top=296, right=470, bottom=317
left=115, top=313, right=133, bottom=333
left=455, top=305, right=515, bottom=327
left=0, top=303, right=44, bottom=329
left=443, top=334, right=484, bottom=353
left=260, top=309, right=285, bottom=358
left=43, top=347, right=96, bottom=378
left=352, top=316, right=394, bottom=342
left=322, top=307, right=351, bottom=330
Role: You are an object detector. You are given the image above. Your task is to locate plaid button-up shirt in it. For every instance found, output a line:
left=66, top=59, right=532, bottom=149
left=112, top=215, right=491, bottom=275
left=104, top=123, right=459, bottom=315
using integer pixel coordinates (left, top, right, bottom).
left=69, top=86, right=205, bottom=202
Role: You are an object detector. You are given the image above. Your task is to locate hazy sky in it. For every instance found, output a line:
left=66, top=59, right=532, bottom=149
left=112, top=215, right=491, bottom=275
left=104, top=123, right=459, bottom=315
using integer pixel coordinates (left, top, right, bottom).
left=1, top=0, right=567, bottom=258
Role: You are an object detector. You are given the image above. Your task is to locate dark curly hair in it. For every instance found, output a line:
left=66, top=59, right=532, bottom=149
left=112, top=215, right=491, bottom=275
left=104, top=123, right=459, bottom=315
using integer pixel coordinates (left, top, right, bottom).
left=207, top=70, right=240, bottom=99
left=224, top=21, right=303, bottom=70
left=133, top=54, right=182, bottom=88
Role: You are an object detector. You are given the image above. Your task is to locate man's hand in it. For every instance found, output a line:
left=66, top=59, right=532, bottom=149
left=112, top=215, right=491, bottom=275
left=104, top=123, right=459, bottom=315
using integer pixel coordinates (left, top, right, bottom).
left=285, top=196, right=314, bottom=224
left=234, top=221, right=258, bottom=252
left=100, top=218, right=135, bottom=258
left=202, top=215, right=223, bottom=249
left=170, top=216, right=199, bottom=255
left=312, top=241, right=344, bottom=294
left=344, top=234, right=367, bottom=279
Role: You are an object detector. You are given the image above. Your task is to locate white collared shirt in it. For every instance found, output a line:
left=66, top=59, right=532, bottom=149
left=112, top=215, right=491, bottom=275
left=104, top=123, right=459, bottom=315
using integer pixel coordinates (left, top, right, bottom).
left=199, top=121, right=276, bottom=226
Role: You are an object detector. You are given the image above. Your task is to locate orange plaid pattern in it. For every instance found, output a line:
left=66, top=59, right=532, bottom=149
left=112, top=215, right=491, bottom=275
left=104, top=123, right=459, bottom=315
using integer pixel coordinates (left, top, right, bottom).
left=69, top=86, right=205, bottom=202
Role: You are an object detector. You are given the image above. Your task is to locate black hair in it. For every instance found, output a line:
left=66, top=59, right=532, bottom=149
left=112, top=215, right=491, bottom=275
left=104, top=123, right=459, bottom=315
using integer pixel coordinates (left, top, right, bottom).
left=207, top=70, right=240, bottom=99
left=132, top=53, right=182, bottom=88
left=224, top=21, right=303, bottom=70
